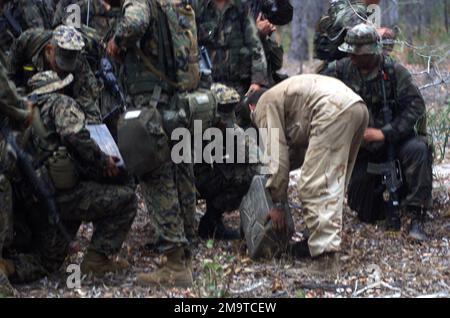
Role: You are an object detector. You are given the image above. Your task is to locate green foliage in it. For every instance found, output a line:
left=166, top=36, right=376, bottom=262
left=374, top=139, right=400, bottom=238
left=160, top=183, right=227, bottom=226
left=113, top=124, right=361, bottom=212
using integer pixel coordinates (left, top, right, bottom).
left=295, top=289, right=306, bottom=298
left=195, top=240, right=234, bottom=298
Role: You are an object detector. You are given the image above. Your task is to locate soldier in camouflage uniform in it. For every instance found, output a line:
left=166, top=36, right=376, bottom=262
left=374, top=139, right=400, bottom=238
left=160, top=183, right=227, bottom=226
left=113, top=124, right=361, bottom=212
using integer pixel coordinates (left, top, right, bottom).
left=192, top=0, right=268, bottom=127
left=0, top=59, right=32, bottom=296
left=53, top=0, right=121, bottom=37
left=315, top=1, right=397, bottom=67
left=195, top=83, right=261, bottom=241
left=314, top=0, right=369, bottom=67
left=8, top=25, right=102, bottom=123
left=320, top=24, right=432, bottom=241
left=107, top=0, right=200, bottom=287
left=2, top=71, right=137, bottom=284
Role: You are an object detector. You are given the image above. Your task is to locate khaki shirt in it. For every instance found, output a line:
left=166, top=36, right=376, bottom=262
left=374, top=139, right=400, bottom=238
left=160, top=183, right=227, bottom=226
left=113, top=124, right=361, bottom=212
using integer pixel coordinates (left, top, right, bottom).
left=252, top=74, right=363, bottom=202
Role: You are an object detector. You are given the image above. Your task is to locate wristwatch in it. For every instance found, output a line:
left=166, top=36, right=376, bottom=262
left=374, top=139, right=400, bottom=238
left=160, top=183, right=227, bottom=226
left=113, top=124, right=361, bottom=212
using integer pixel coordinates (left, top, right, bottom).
left=273, top=201, right=288, bottom=211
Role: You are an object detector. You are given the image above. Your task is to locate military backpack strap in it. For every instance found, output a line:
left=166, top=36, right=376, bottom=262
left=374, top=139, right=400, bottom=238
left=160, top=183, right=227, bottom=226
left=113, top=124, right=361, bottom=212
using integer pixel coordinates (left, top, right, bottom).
left=382, top=56, right=399, bottom=114
left=136, top=48, right=181, bottom=90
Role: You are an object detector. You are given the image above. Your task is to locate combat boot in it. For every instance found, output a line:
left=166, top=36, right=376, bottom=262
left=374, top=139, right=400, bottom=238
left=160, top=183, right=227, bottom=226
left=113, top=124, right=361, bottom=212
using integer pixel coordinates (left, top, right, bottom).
left=137, top=247, right=193, bottom=288
left=198, top=209, right=240, bottom=241
left=0, top=259, right=15, bottom=297
left=408, top=207, right=428, bottom=241
left=303, top=252, right=340, bottom=277
left=81, top=250, right=129, bottom=276
left=287, top=239, right=310, bottom=259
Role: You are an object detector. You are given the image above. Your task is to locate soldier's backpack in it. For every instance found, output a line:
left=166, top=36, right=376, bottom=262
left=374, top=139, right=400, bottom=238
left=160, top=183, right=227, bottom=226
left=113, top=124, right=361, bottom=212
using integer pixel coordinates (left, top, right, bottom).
left=144, top=0, right=200, bottom=92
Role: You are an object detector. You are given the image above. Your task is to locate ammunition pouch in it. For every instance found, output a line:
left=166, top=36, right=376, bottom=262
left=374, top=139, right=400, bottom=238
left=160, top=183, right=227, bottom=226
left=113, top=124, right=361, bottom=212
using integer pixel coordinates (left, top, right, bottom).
left=117, top=107, right=171, bottom=177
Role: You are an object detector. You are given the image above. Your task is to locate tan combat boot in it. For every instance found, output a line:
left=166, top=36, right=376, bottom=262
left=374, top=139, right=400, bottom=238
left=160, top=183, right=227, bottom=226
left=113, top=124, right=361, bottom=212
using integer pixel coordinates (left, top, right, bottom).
left=303, top=252, right=341, bottom=277
left=80, top=250, right=129, bottom=276
left=0, top=259, right=16, bottom=297
left=137, top=247, right=193, bottom=288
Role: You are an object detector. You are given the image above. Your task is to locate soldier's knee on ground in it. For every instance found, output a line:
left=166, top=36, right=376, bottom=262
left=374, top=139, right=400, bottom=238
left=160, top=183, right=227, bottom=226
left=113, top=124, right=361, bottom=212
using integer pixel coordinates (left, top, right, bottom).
left=399, top=137, right=430, bottom=163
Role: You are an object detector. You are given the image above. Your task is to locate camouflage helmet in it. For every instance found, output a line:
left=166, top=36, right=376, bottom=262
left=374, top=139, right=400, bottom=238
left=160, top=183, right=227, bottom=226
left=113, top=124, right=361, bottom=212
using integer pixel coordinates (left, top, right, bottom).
left=28, top=71, right=74, bottom=96
left=210, top=83, right=241, bottom=128
left=338, top=23, right=381, bottom=55
left=211, top=83, right=241, bottom=105
left=52, top=25, right=85, bottom=72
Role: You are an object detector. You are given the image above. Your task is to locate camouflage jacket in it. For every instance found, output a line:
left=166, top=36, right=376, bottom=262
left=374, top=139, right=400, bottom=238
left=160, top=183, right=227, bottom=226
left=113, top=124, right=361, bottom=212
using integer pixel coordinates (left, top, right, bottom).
left=1, top=0, right=53, bottom=32
left=320, top=56, right=427, bottom=144
left=53, top=0, right=118, bottom=37
left=31, top=93, right=109, bottom=175
left=0, top=60, right=27, bottom=122
left=113, top=0, right=200, bottom=96
left=193, top=0, right=268, bottom=91
left=7, top=29, right=102, bottom=123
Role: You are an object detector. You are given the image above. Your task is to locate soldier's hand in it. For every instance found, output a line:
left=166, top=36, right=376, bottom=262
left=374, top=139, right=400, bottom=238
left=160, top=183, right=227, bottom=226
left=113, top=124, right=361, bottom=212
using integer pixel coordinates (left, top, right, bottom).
left=107, top=39, right=120, bottom=60
left=104, top=156, right=120, bottom=178
left=266, top=207, right=287, bottom=234
left=24, top=100, right=34, bottom=127
left=245, top=83, right=261, bottom=96
left=364, top=128, right=385, bottom=143
left=101, top=0, right=111, bottom=11
left=256, top=13, right=276, bottom=37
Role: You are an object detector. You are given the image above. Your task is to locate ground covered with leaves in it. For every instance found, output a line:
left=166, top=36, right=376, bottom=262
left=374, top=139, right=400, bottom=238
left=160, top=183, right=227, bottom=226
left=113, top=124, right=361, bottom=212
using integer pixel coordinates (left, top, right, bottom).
left=11, top=58, right=450, bottom=298
left=12, top=164, right=450, bottom=298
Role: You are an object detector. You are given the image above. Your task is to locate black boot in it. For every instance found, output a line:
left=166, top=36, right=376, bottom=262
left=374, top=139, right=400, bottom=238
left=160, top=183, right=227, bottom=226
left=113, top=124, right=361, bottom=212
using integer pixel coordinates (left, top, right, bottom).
left=287, top=239, right=310, bottom=259
left=198, top=208, right=240, bottom=241
left=408, top=207, right=428, bottom=241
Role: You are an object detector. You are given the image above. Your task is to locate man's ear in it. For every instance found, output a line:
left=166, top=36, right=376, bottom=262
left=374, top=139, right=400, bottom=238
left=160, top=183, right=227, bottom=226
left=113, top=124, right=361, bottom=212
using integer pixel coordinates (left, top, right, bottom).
left=44, top=43, right=53, bottom=60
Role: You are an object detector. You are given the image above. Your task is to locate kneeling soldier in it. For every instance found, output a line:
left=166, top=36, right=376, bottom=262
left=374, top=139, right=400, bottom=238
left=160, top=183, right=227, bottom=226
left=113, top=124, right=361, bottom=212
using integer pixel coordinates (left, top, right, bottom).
left=3, top=71, right=137, bottom=284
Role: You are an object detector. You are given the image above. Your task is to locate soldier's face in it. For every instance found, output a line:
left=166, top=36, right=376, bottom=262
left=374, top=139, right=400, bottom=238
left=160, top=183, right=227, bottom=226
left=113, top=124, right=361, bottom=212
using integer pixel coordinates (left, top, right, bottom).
left=364, top=0, right=380, bottom=5
left=349, top=54, right=379, bottom=72
left=44, top=44, right=61, bottom=74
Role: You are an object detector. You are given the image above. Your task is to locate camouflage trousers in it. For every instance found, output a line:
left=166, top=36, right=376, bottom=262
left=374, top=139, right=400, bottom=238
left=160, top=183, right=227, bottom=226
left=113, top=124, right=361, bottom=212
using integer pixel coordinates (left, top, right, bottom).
left=348, top=135, right=433, bottom=223
left=140, top=162, right=196, bottom=253
left=130, top=93, right=196, bottom=252
left=6, top=180, right=137, bottom=284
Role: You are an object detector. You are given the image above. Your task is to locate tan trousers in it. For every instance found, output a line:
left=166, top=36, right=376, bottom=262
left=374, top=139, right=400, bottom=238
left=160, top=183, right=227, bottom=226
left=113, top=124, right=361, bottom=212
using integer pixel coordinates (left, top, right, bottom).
left=298, top=102, right=368, bottom=257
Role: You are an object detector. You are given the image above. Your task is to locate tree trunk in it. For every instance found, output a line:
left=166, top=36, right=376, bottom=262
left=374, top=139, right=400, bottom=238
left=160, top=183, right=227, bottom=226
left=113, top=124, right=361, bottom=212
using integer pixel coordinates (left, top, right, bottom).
left=380, top=0, right=399, bottom=28
left=289, top=0, right=308, bottom=62
left=445, top=0, right=449, bottom=33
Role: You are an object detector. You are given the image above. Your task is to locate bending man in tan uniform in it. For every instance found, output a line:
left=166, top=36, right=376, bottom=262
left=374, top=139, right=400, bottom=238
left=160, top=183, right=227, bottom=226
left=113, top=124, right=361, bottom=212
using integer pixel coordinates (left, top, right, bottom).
left=251, top=74, right=368, bottom=269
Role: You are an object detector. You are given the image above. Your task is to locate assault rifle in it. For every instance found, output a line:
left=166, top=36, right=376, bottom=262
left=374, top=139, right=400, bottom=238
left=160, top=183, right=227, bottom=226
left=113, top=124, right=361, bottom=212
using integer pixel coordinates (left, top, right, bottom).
left=366, top=69, right=402, bottom=231
left=0, top=116, right=72, bottom=242
left=96, top=58, right=127, bottom=121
